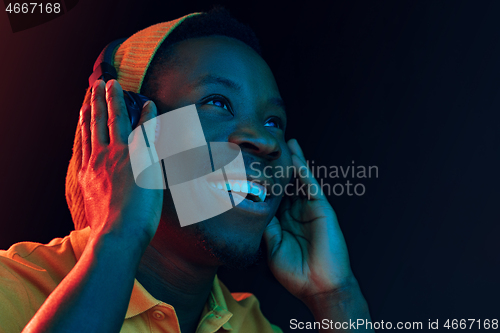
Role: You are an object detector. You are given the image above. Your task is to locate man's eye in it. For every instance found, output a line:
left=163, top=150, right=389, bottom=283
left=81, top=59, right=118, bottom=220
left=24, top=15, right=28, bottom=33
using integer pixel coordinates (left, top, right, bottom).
left=206, top=98, right=231, bottom=113
left=264, top=117, right=282, bottom=129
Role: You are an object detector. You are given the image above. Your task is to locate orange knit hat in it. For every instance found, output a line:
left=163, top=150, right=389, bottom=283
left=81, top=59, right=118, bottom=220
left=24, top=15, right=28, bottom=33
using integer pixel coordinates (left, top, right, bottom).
left=65, top=13, right=201, bottom=230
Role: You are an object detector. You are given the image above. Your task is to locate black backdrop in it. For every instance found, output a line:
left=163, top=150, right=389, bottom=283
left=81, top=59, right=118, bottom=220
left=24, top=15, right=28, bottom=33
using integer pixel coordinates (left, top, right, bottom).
left=1, top=1, right=499, bottom=332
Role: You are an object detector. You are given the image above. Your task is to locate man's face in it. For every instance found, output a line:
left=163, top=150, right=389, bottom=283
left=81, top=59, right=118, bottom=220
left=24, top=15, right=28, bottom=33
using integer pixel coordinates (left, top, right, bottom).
left=145, top=35, right=292, bottom=268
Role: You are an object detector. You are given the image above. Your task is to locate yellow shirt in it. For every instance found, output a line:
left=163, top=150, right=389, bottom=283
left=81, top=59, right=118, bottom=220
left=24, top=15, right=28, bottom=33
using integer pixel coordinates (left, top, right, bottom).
left=0, top=227, right=282, bottom=333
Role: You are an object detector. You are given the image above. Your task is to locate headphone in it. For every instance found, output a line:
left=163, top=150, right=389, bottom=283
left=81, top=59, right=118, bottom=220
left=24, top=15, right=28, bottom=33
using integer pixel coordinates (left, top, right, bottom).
left=88, top=38, right=150, bottom=129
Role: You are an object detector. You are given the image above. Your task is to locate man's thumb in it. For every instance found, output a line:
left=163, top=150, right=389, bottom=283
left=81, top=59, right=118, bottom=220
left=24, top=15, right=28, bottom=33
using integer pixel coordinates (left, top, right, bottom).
left=136, top=100, right=159, bottom=144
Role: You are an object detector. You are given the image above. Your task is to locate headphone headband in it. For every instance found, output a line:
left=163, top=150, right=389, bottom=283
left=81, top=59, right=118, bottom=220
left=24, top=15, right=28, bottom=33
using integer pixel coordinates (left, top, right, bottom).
left=87, top=37, right=149, bottom=129
left=88, top=38, right=127, bottom=87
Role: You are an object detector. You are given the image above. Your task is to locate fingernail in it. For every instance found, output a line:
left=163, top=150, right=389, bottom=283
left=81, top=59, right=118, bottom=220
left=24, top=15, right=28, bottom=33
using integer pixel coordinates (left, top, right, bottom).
left=105, top=79, right=114, bottom=91
left=142, top=100, right=151, bottom=109
left=79, top=104, right=88, bottom=123
left=93, top=79, right=101, bottom=90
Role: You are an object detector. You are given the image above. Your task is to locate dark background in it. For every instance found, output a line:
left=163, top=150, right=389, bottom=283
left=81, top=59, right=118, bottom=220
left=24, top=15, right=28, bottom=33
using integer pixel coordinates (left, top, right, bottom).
left=1, top=0, right=499, bottom=332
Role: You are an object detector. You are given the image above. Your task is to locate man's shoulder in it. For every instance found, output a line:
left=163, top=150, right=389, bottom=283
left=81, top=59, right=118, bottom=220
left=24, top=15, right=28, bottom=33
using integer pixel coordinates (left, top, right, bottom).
left=0, top=229, right=90, bottom=331
left=1, top=235, right=69, bottom=267
left=0, top=228, right=91, bottom=293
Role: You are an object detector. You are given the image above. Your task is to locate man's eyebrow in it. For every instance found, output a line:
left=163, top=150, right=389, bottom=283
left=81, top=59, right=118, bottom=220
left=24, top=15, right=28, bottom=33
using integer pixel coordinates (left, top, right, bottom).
left=268, top=96, right=286, bottom=112
left=192, top=74, right=243, bottom=92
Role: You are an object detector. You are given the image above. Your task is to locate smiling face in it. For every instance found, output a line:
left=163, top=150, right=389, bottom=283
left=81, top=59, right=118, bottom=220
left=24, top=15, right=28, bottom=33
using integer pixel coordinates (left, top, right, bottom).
left=142, top=35, right=292, bottom=268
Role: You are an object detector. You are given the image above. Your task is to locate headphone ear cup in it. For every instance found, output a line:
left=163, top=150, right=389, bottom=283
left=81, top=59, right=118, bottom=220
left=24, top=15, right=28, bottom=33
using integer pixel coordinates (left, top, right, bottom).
left=123, top=91, right=150, bottom=129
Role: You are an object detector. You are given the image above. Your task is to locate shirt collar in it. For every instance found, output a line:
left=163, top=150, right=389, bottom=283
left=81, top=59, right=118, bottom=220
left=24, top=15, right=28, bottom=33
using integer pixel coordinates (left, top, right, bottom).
left=69, top=227, right=233, bottom=331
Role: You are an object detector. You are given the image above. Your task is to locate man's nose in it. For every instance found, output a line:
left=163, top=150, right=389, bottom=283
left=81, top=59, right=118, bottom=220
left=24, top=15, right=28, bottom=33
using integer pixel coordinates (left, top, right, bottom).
left=228, top=123, right=281, bottom=161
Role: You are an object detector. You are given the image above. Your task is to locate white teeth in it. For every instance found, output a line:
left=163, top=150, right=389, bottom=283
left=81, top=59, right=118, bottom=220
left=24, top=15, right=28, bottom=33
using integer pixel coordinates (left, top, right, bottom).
left=250, top=186, right=260, bottom=196
left=258, top=189, right=266, bottom=202
left=248, top=182, right=267, bottom=202
left=232, top=182, right=241, bottom=192
left=240, top=181, right=249, bottom=194
left=210, top=179, right=268, bottom=202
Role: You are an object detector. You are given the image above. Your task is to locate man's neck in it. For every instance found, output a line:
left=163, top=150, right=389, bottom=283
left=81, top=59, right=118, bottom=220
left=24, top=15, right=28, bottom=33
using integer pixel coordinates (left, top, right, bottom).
left=135, top=240, right=218, bottom=333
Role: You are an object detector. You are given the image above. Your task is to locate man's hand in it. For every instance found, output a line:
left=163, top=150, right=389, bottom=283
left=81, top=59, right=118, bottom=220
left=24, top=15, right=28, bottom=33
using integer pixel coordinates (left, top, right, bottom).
left=79, top=79, right=163, bottom=244
left=23, top=79, right=164, bottom=333
left=263, top=139, right=373, bottom=332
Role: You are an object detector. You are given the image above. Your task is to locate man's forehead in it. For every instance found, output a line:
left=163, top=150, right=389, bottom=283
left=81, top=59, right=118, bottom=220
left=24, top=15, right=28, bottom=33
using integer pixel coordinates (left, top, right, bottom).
left=169, top=36, right=267, bottom=76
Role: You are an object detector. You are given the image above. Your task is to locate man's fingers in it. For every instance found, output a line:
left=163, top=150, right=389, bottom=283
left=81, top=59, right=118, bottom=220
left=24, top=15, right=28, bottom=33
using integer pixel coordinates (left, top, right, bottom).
left=291, top=154, right=326, bottom=201
left=136, top=100, right=158, bottom=143
left=105, top=80, right=131, bottom=144
left=263, top=216, right=282, bottom=261
left=287, top=138, right=326, bottom=200
left=287, top=138, right=306, bottom=163
left=137, top=100, right=158, bottom=126
left=80, top=103, right=91, bottom=168
left=90, top=80, right=110, bottom=146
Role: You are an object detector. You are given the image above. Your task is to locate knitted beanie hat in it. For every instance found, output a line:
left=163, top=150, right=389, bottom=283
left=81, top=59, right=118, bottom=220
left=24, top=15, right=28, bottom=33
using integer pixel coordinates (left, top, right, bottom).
left=65, top=13, right=201, bottom=230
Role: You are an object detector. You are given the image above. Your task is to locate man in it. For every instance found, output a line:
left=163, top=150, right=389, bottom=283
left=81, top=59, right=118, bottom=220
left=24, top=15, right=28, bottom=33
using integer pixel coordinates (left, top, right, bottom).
left=0, top=9, right=373, bottom=333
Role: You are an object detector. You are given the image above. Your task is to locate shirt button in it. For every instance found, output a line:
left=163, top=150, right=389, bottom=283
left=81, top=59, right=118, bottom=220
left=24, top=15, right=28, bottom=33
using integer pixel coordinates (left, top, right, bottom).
left=152, top=310, right=166, bottom=320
